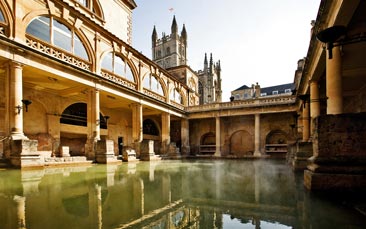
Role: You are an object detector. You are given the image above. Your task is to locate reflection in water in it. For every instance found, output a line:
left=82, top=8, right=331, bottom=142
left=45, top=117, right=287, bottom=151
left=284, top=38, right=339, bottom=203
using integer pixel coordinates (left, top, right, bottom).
left=0, top=160, right=365, bottom=228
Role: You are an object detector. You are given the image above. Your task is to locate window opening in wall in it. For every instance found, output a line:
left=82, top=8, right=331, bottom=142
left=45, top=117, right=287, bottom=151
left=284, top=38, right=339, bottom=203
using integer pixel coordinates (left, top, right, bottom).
left=101, top=52, right=134, bottom=82
left=273, top=91, right=278, bottom=95
left=171, top=88, right=182, bottom=104
left=143, top=74, right=164, bottom=95
left=26, top=16, right=89, bottom=60
left=143, top=119, right=159, bottom=136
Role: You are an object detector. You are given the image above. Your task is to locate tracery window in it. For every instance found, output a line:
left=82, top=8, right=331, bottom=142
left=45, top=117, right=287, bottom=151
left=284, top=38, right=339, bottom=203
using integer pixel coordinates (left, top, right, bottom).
left=143, top=74, right=164, bottom=96
left=101, top=52, right=134, bottom=82
left=170, top=88, right=182, bottom=104
left=26, top=16, right=89, bottom=60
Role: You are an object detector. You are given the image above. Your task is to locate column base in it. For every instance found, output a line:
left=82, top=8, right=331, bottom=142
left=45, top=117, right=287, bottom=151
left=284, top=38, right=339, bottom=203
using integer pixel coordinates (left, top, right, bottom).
left=253, top=151, right=261, bottom=157
left=304, top=168, right=366, bottom=191
left=292, top=141, right=313, bottom=171
left=10, top=139, right=43, bottom=168
left=95, top=140, right=119, bottom=164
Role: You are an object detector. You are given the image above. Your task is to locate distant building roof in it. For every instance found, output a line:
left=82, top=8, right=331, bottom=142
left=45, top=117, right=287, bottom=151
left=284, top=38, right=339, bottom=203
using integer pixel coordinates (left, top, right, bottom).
left=260, top=83, right=294, bottom=95
left=233, top=85, right=251, bottom=91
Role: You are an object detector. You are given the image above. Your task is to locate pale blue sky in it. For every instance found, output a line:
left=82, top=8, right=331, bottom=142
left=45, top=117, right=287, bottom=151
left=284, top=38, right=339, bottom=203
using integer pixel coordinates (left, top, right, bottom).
left=132, top=0, right=320, bottom=101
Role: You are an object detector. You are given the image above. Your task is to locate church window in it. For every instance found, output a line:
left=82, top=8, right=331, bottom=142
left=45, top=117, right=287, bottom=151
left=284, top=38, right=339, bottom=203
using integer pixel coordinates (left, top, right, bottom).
left=26, top=16, right=89, bottom=60
left=101, top=52, right=134, bottom=82
left=143, top=74, right=164, bottom=96
left=171, top=88, right=182, bottom=104
left=166, top=47, right=170, bottom=55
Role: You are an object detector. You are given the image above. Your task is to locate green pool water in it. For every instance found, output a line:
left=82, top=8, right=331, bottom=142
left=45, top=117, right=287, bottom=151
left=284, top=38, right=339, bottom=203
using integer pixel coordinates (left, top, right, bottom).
left=0, top=160, right=365, bottom=228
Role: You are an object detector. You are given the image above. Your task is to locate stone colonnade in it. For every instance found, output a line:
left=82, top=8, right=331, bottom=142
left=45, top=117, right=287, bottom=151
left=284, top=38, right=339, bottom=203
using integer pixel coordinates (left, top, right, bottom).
left=300, top=46, right=343, bottom=142
left=2, top=60, right=189, bottom=167
left=213, top=113, right=263, bottom=157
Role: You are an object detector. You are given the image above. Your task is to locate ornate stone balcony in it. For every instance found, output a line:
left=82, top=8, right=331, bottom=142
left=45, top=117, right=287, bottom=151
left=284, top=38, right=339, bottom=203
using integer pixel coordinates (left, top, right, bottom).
left=187, top=95, right=296, bottom=112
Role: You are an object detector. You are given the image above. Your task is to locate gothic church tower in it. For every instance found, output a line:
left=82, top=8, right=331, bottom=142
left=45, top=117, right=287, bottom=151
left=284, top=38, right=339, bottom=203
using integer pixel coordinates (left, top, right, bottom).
left=198, top=53, right=222, bottom=104
left=152, top=16, right=187, bottom=69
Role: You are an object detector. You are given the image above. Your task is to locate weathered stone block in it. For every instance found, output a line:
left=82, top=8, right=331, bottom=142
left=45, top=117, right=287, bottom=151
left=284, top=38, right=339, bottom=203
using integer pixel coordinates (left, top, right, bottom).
left=95, top=140, right=118, bottom=164
left=305, top=113, right=366, bottom=191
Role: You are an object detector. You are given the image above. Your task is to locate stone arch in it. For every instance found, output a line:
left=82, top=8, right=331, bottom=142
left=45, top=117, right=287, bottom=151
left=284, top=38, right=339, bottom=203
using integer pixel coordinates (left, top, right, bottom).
left=200, top=132, right=215, bottom=145
left=265, top=130, right=288, bottom=145
left=24, top=13, right=93, bottom=63
left=230, top=130, right=253, bottom=156
left=0, top=0, right=13, bottom=37
left=60, top=102, right=108, bottom=129
left=143, top=118, right=160, bottom=136
left=100, top=50, right=138, bottom=84
left=142, top=73, right=166, bottom=97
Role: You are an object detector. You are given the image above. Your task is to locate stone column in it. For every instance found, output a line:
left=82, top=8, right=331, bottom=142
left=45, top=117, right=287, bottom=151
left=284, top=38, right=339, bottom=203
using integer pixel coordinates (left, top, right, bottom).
left=90, top=88, right=100, bottom=141
left=181, top=118, right=190, bottom=155
left=86, top=88, right=100, bottom=160
left=326, top=46, right=343, bottom=114
left=8, top=62, right=26, bottom=140
left=161, top=112, right=170, bottom=154
left=302, top=102, right=310, bottom=141
left=310, top=80, right=320, bottom=132
left=254, top=114, right=261, bottom=157
left=131, top=103, right=143, bottom=157
left=214, top=116, right=221, bottom=157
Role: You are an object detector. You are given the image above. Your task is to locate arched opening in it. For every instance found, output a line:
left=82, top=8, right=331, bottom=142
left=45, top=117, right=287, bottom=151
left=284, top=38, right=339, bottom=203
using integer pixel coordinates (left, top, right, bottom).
left=59, top=103, right=107, bottom=156
left=26, top=16, right=90, bottom=61
left=60, top=103, right=107, bottom=129
left=143, top=119, right=159, bottom=136
left=230, top=130, right=253, bottom=156
left=143, top=74, right=164, bottom=96
left=170, top=88, right=183, bottom=104
left=101, top=52, right=135, bottom=82
left=199, top=132, right=215, bottom=155
left=265, top=130, right=288, bottom=158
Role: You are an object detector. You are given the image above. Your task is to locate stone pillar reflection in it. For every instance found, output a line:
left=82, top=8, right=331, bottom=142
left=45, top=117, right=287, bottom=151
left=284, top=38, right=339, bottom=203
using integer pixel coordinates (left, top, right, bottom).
left=326, top=46, right=343, bottom=114
left=89, top=184, right=102, bottom=229
left=214, top=116, right=221, bottom=157
left=254, top=114, right=261, bottom=157
left=181, top=118, right=190, bottom=155
left=8, top=62, right=26, bottom=140
left=133, top=178, right=144, bottom=216
left=162, top=174, right=171, bottom=205
left=131, top=103, right=143, bottom=157
left=302, top=102, right=310, bottom=141
left=161, top=112, right=170, bottom=154
left=13, top=195, right=26, bottom=229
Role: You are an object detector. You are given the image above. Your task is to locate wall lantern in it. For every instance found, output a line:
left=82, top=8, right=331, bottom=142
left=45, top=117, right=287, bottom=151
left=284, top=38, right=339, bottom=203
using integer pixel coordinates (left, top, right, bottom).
left=15, top=99, right=32, bottom=114
left=316, top=25, right=366, bottom=59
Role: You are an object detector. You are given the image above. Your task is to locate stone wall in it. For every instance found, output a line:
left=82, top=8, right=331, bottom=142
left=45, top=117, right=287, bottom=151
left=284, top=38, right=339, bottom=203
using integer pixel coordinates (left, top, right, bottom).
left=313, top=113, right=366, bottom=161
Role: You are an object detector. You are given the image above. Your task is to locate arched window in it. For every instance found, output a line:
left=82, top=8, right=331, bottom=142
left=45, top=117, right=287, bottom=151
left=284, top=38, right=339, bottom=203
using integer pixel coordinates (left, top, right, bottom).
left=170, top=88, right=182, bottom=104
left=26, top=16, right=89, bottom=60
left=101, top=52, right=134, bottom=82
left=143, top=119, right=159, bottom=136
left=143, top=74, right=164, bottom=96
left=75, top=0, right=103, bottom=19
left=0, top=8, right=6, bottom=35
left=60, top=103, right=107, bottom=129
